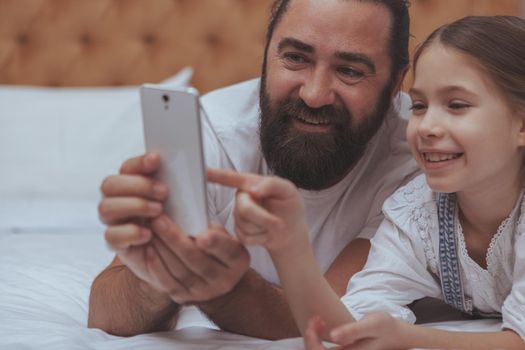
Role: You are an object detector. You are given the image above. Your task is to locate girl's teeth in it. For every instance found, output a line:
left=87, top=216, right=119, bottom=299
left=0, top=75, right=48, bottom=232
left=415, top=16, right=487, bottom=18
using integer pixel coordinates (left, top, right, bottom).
left=423, top=153, right=460, bottom=162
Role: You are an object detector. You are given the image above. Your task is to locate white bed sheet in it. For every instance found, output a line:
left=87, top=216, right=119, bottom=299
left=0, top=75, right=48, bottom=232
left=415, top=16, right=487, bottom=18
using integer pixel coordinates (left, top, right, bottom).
left=0, top=231, right=502, bottom=350
left=0, top=231, right=306, bottom=349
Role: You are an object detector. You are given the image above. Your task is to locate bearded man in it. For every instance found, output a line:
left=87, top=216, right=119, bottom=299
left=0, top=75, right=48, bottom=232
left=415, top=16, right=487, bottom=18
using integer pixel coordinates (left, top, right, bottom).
left=89, top=0, right=418, bottom=340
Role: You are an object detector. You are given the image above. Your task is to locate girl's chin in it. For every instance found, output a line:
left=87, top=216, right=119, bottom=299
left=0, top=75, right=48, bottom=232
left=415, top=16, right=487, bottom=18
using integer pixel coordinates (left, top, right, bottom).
left=425, top=177, right=457, bottom=194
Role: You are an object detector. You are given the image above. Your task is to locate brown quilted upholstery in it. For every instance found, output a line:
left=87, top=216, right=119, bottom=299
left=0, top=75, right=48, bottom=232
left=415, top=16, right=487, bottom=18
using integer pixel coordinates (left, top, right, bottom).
left=0, top=0, right=520, bottom=91
left=0, top=0, right=272, bottom=92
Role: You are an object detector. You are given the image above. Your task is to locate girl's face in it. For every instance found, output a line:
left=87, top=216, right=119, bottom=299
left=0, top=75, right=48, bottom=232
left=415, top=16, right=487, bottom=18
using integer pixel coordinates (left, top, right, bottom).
left=407, top=43, right=525, bottom=195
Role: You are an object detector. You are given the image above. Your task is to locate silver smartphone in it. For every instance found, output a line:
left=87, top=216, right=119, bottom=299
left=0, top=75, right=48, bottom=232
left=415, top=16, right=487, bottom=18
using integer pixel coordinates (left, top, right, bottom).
left=140, top=85, right=208, bottom=236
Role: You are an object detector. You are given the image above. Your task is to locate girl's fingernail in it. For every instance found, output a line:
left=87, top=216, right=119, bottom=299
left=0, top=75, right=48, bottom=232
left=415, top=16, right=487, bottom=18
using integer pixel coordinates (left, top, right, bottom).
left=330, top=330, right=341, bottom=342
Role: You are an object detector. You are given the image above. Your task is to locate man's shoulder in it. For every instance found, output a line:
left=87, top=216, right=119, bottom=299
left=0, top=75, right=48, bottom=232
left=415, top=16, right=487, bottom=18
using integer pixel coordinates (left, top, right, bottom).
left=382, top=92, right=411, bottom=140
left=360, top=91, right=418, bottom=187
left=393, top=91, right=412, bottom=121
left=200, top=78, right=264, bottom=173
left=200, top=78, right=261, bottom=141
left=201, top=78, right=261, bottom=123
left=202, top=78, right=260, bottom=98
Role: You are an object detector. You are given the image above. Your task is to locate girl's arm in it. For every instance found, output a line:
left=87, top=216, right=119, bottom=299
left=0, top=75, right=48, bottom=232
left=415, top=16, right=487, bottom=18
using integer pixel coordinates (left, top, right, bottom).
left=406, top=326, right=525, bottom=350
left=328, top=314, right=525, bottom=350
left=269, top=231, right=355, bottom=336
left=207, top=168, right=355, bottom=335
left=207, top=168, right=439, bottom=339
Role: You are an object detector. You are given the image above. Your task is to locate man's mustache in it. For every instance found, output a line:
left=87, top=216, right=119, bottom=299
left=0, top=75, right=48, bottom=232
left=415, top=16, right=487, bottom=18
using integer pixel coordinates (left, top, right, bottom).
left=277, top=99, right=350, bottom=126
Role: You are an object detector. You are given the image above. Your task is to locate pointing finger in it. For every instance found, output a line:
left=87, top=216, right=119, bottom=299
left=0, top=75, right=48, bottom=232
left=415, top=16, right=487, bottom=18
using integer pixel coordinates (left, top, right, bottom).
left=207, top=168, right=259, bottom=192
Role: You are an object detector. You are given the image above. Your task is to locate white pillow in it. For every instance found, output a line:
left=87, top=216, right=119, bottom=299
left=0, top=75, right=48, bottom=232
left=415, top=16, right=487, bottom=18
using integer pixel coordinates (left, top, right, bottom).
left=0, top=67, right=193, bottom=233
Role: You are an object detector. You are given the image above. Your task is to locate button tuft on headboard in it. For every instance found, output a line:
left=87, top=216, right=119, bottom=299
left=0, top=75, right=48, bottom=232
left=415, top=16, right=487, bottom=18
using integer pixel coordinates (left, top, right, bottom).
left=16, top=34, right=30, bottom=46
left=0, top=0, right=274, bottom=92
left=143, top=34, right=157, bottom=45
left=80, top=34, right=92, bottom=46
left=205, top=34, right=221, bottom=47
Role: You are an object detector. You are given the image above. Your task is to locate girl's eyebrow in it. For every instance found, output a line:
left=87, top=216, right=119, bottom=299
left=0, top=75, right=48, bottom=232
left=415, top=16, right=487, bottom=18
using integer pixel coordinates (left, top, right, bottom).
left=409, top=85, right=475, bottom=96
left=408, top=87, right=422, bottom=96
left=438, top=85, right=473, bottom=95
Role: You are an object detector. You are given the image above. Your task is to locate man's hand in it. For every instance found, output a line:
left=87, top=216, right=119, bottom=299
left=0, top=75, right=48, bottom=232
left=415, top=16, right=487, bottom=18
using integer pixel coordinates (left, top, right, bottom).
left=99, top=153, right=175, bottom=289
left=99, top=153, right=167, bottom=227
left=148, top=215, right=250, bottom=304
left=99, top=153, right=250, bottom=305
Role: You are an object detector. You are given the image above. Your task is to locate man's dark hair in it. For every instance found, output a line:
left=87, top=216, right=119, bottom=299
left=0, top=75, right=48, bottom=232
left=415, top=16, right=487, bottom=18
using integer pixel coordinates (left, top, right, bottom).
left=262, top=0, right=411, bottom=82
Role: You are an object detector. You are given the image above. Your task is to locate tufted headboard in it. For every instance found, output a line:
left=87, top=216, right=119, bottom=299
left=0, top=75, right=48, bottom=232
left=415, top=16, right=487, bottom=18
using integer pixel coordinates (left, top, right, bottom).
left=0, top=0, right=273, bottom=93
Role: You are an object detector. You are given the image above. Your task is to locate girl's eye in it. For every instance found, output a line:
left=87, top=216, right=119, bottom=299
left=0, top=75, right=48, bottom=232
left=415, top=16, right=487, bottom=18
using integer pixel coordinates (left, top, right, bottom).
left=449, top=101, right=470, bottom=110
left=409, top=103, right=427, bottom=112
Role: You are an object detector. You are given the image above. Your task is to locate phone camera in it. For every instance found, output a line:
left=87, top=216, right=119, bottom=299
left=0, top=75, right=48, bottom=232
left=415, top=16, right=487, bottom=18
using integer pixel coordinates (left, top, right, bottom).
left=162, top=94, right=170, bottom=103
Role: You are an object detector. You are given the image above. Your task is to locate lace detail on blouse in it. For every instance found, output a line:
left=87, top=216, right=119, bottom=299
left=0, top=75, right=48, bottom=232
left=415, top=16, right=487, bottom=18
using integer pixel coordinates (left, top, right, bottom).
left=456, top=216, right=510, bottom=276
left=515, top=196, right=525, bottom=237
left=391, top=176, right=439, bottom=275
left=455, top=191, right=524, bottom=312
left=486, top=215, right=513, bottom=270
left=396, top=175, right=426, bottom=203
left=456, top=190, right=523, bottom=276
left=414, top=205, right=438, bottom=275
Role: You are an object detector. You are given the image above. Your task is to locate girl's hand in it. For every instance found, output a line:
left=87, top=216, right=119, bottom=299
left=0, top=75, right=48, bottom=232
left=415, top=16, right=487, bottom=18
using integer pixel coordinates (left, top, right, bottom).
left=305, top=313, right=406, bottom=350
left=304, top=316, right=331, bottom=350
left=329, top=312, right=405, bottom=349
left=207, top=168, right=309, bottom=251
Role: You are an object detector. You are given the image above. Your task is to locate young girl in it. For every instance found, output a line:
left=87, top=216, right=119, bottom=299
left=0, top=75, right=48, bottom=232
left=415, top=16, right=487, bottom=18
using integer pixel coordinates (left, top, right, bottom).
left=208, top=16, right=525, bottom=349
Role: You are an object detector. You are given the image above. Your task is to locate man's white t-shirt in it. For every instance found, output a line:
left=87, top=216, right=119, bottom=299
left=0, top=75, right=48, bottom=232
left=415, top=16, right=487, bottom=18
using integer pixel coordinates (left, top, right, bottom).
left=200, top=78, right=419, bottom=285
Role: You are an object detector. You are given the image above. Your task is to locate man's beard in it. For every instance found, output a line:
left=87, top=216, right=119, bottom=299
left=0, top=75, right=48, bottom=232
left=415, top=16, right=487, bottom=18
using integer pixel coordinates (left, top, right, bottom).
left=259, top=80, right=393, bottom=191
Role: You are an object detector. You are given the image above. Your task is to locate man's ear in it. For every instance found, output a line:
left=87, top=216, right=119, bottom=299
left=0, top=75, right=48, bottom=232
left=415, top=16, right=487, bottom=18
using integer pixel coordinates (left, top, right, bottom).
left=516, top=112, right=525, bottom=147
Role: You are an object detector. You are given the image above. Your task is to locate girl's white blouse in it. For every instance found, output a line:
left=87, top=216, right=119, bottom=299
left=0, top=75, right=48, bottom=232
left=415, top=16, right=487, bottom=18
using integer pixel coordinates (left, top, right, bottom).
left=341, top=175, right=525, bottom=339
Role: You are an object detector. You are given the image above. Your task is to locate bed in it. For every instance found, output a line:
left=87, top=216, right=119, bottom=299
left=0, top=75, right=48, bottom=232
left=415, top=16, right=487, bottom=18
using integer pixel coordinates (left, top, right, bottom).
left=0, top=1, right=504, bottom=349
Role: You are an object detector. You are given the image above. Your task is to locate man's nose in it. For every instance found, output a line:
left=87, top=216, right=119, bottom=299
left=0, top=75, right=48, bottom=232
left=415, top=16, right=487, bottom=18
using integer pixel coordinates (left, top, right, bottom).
left=298, top=68, right=336, bottom=108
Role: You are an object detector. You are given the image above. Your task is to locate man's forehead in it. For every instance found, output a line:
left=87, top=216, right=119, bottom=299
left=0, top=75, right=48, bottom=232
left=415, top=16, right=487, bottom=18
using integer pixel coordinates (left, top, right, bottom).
left=280, top=1, right=390, bottom=36
left=275, top=0, right=391, bottom=57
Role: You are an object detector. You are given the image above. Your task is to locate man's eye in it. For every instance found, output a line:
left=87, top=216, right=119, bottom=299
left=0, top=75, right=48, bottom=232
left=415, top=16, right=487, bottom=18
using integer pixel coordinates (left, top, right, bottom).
left=283, top=53, right=307, bottom=64
left=337, top=67, right=364, bottom=79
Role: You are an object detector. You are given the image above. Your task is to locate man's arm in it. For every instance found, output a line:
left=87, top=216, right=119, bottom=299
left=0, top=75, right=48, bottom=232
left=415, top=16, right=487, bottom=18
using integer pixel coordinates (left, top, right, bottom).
left=198, top=238, right=371, bottom=340
left=88, top=256, right=180, bottom=336
left=89, top=217, right=252, bottom=336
